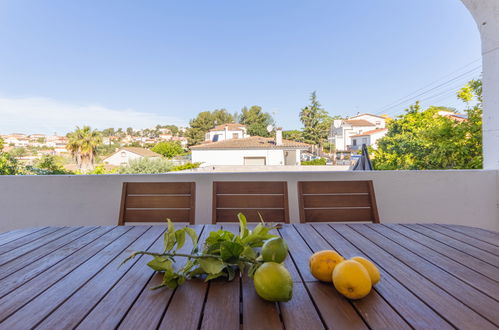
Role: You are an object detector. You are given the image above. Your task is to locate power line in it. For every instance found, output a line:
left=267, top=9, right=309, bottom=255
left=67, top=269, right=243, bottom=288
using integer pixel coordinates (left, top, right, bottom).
left=375, top=66, right=481, bottom=116
left=373, top=58, right=481, bottom=115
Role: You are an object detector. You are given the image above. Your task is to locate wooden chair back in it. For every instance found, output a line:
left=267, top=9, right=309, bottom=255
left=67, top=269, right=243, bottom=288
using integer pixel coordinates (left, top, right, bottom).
left=298, top=181, right=379, bottom=223
left=118, top=182, right=195, bottom=225
left=212, top=181, right=289, bottom=223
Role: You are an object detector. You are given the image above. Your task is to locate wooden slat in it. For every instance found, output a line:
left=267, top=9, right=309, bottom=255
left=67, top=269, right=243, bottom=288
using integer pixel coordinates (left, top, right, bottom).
left=0, top=227, right=97, bottom=282
left=389, top=224, right=499, bottom=282
left=426, top=224, right=499, bottom=256
left=279, top=282, right=325, bottom=330
left=126, top=195, right=192, bottom=208
left=0, top=226, right=143, bottom=324
left=303, top=194, right=371, bottom=208
left=0, top=227, right=48, bottom=247
left=0, top=227, right=61, bottom=256
left=295, top=224, right=415, bottom=329
left=441, top=224, right=499, bottom=246
left=217, top=194, right=285, bottom=208
left=368, top=224, right=499, bottom=301
left=409, top=224, right=499, bottom=267
left=215, top=181, right=286, bottom=194
left=118, top=225, right=203, bottom=330
left=299, top=181, right=370, bottom=194
left=124, top=209, right=191, bottom=222
left=158, top=225, right=221, bottom=330
left=0, top=227, right=114, bottom=299
left=309, top=224, right=453, bottom=329
left=216, top=209, right=286, bottom=223
left=304, top=208, right=372, bottom=222
left=201, top=223, right=240, bottom=330
left=346, top=224, right=499, bottom=328
left=126, top=182, right=192, bottom=194
left=0, top=227, right=79, bottom=266
left=38, top=226, right=166, bottom=329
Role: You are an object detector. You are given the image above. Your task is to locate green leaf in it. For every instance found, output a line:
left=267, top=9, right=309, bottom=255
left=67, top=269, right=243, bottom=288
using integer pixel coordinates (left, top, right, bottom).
left=241, top=245, right=257, bottom=260
left=205, top=272, right=227, bottom=281
left=175, top=230, right=186, bottom=251
left=238, top=213, right=249, bottom=239
left=164, top=219, right=176, bottom=252
left=184, top=227, right=198, bottom=246
left=220, top=241, right=244, bottom=263
left=199, top=257, right=226, bottom=274
left=147, top=256, right=173, bottom=272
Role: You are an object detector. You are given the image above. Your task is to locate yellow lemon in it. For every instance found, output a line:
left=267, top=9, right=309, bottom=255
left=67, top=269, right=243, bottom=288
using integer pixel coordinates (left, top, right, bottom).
left=332, top=260, right=372, bottom=299
left=351, top=256, right=381, bottom=285
left=309, top=250, right=344, bottom=282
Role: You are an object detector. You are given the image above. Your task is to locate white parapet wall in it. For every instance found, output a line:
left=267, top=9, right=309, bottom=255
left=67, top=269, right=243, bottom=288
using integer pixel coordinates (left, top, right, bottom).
left=0, top=170, right=498, bottom=232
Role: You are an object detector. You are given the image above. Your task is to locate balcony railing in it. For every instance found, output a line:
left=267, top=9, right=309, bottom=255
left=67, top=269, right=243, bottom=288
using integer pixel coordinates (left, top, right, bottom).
left=0, top=169, right=497, bottom=233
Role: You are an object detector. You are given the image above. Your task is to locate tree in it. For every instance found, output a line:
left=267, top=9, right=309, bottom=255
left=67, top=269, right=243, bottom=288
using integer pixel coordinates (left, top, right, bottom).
left=373, top=80, right=482, bottom=170
left=126, top=127, right=134, bottom=136
left=282, top=130, right=305, bottom=142
left=0, top=137, right=3, bottom=150
left=0, top=152, right=24, bottom=175
left=151, top=141, right=184, bottom=158
left=28, top=155, right=72, bottom=175
left=185, top=110, right=234, bottom=146
left=118, top=157, right=174, bottom=174
left=299, top=92, right=331, bottom=151
left=238, top=106, right=275, bottom=137
left=9, top=147, right=28, bottom=158
left=66, top=126, right=103, bottom=172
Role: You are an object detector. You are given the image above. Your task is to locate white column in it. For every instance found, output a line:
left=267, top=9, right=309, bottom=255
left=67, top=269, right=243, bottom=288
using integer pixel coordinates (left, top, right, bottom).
left=461, top=0, right=499, bottom=169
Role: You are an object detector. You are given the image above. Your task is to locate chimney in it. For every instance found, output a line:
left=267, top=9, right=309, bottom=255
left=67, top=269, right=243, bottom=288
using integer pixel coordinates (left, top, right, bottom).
left=275, top=127, right=283, bottom=146
left=224, top=125, right=229, bottom=140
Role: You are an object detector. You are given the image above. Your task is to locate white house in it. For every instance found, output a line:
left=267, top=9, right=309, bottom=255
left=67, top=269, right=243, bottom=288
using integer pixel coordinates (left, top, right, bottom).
left=191, top=129, right=310, bottom=167
left=103, top=147, right=162, bottom=166
left=205, top=123, right=249, bottom=142
left=329, top=113, right=388, bottom=152
left=350, top=128, right=388, bottom=150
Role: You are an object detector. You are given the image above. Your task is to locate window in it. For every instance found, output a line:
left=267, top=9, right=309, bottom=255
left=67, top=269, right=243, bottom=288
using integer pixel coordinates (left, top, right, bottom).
left=121, top=151, right=126, bottom=157
left=232, top=133, right=239, bottom=139
left=352, top=140, right=357, bottom=146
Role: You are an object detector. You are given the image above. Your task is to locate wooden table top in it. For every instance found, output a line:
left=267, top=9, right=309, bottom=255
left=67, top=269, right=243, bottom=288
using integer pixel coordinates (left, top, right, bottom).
left=0, top=223, right=498, bottom=329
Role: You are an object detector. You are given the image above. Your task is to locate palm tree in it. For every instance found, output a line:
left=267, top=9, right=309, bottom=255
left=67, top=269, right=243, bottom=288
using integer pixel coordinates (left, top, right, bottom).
left=66, top=126, right=102, bottom=172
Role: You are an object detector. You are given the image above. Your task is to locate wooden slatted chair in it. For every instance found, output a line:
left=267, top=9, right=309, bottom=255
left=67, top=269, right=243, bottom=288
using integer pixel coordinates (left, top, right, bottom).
left=212, top=181, right=289, bottom=223
left=298, top=181, right=380, bottom=223
left=118, top=182, right=196, bottom=225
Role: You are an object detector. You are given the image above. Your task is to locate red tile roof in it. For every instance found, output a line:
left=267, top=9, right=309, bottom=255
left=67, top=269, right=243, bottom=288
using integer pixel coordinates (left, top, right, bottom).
left=209, top=123, right=247, bottom=132
left=190, top=136, right=311, bottom=150
left=120, top=147, right=162, bottom=157
left=344, top=119, right=376, bottom=126
left=351, top=128, right=388, bottom=137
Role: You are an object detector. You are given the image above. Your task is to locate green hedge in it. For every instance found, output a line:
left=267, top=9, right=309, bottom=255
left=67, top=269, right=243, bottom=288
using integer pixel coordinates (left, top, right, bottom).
left=301, top=158, right=327, bottom=165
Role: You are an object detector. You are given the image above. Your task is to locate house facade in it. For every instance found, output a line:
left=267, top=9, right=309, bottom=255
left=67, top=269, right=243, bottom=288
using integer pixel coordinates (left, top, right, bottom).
left=329, top=113, right=388, bottom=152
left=350, top=128, right=388, bottom=151
left=191, top=130, right=310, bottom=167
left=103, top=147, right=162, bottom=166
left=205, top=123, right=249, bottom=142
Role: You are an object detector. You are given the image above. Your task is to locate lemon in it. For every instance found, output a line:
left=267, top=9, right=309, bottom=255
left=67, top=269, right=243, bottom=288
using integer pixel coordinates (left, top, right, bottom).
left=309, top=250, right=344, bottom=282
left=351, top=256, right=381, bottom=285
left=261, top=237, right=288, bottom=263
left=253, top=262, right=293, bottom=302
left=333, top=260, right=372, bottom=300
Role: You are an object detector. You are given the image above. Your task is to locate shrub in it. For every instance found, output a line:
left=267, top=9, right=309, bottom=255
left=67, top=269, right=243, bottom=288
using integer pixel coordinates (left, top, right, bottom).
left=301, top=158, right=327, bottom=165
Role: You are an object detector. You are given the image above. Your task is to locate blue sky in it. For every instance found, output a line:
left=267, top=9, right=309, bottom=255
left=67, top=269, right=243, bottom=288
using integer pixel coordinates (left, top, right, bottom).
left=0, top=0, right=481, bottom=134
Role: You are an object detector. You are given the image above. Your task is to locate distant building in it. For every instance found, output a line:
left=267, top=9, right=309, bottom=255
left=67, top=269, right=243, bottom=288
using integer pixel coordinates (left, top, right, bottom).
left=329, top=114, right=388, bottom=152
left=191, top=128, right=311, bottom=167
left=350, top=128, right=388, bottom=151
left=438, top=110, right=468, bottom=123
left=103, top=147, right=162, bottom=166
left=205, top=123, right=249, bottom=142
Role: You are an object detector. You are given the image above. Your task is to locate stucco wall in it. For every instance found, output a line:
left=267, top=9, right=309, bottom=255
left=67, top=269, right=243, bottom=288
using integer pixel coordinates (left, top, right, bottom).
left=192, top=149, right=286, bottom=167
left=0, top=170, right=497, bottom=232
